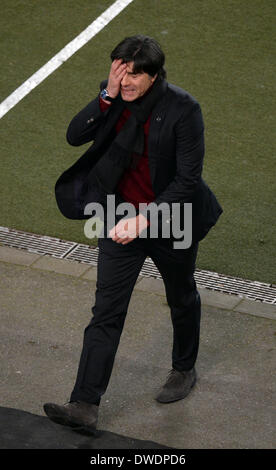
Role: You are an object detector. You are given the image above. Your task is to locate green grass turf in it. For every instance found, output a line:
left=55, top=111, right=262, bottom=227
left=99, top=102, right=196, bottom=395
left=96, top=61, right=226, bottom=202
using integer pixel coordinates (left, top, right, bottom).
left=0, top=0, right=275, bottom=283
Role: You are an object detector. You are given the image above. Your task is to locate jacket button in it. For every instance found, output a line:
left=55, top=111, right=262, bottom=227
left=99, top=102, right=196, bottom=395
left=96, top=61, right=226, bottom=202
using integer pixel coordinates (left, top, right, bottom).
left=156, top=116, right=162, bottom=121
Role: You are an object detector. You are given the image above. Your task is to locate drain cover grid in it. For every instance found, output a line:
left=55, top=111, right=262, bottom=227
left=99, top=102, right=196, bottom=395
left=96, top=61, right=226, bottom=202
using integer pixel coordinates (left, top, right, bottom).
left=0, top=227, right=275, bottom=304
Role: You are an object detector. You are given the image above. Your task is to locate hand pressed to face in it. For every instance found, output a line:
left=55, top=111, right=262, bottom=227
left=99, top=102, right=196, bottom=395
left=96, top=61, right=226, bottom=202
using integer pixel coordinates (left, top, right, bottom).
left=106, top=59, right=128, bottom=99
left=107, top=60, right=157, bottom=102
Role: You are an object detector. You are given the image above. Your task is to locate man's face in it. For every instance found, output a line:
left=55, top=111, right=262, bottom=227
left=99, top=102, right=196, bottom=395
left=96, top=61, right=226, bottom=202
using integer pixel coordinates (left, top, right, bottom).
left=120, top=61, right=157, bottom=102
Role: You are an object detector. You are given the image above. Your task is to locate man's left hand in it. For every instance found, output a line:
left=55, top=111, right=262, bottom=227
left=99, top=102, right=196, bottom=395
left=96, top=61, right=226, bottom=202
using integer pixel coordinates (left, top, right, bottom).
left=109, top=214, right=149, bottom=245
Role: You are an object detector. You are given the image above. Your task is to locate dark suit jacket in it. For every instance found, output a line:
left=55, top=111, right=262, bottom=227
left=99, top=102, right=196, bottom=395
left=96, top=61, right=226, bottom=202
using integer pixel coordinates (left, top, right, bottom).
left=55, top=80, right=222, bottom=242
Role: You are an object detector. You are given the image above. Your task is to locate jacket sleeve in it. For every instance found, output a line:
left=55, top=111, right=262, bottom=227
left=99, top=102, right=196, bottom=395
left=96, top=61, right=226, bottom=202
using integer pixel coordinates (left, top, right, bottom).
left=66, top=81, right=109, bottom=146
left=154, top=102, right=205, bottom=206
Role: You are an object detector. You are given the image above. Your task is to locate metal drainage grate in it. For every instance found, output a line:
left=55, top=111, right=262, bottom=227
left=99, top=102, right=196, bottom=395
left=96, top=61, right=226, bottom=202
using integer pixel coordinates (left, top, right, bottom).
left=131, top=257, right=276, bottom=304
left=0, top=226, right=275, bottom=304
left=66, top=244, right=99, bottom=265
left=0, top=226, right=77, bottom=258
left=194, top=270, right=276, bottom=304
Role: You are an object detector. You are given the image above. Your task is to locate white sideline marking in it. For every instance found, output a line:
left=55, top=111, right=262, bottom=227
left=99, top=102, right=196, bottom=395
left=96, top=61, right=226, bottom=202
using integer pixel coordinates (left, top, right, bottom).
left=0, top=0, right=134, bottom=119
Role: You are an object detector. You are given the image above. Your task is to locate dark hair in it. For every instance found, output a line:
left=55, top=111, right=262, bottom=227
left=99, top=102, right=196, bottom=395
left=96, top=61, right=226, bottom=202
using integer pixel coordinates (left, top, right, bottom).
left=110, top=35, right=166, bottom=79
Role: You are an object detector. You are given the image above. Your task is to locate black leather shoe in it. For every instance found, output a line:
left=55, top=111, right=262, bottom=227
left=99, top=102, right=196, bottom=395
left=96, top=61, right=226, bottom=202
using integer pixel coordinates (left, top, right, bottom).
left=43, top=401, right=98, bottom=435
left=155, top=367, right=197, bottom=403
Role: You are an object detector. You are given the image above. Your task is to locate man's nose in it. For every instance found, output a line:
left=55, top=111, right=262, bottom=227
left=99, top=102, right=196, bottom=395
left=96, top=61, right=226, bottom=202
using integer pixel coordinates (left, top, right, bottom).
left=121, top=73, right=130, bottom=86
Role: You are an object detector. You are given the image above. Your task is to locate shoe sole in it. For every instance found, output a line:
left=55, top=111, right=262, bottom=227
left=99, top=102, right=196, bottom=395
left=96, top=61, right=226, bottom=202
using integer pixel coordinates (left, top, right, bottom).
left=43, top=404, right=97, bottom=436
left=155, top=376, right=196, bottom=404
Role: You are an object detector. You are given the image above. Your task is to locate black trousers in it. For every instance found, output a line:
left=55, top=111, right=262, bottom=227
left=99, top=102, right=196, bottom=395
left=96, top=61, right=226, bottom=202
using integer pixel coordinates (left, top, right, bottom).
left=70, top=225, right=201, bottom=405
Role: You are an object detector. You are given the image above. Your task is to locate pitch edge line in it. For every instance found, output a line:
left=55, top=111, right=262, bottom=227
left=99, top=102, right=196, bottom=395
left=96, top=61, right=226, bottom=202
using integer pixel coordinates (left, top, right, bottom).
left=0, top=0, right=134, bottom=119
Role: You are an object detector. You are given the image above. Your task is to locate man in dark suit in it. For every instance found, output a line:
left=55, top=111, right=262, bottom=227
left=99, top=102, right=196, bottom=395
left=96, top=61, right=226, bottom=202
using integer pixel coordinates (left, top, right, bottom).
left=44, top=35, right=222, bottom=434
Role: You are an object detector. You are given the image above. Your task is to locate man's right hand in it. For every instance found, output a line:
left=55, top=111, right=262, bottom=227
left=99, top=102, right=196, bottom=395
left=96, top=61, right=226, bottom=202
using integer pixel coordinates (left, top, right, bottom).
left=106, top=59, right=127, bottom=99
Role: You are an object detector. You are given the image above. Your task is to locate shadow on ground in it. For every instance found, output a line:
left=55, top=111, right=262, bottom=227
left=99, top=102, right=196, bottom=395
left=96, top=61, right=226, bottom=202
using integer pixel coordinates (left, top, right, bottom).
left=0, top=406, right=171, bottom=449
